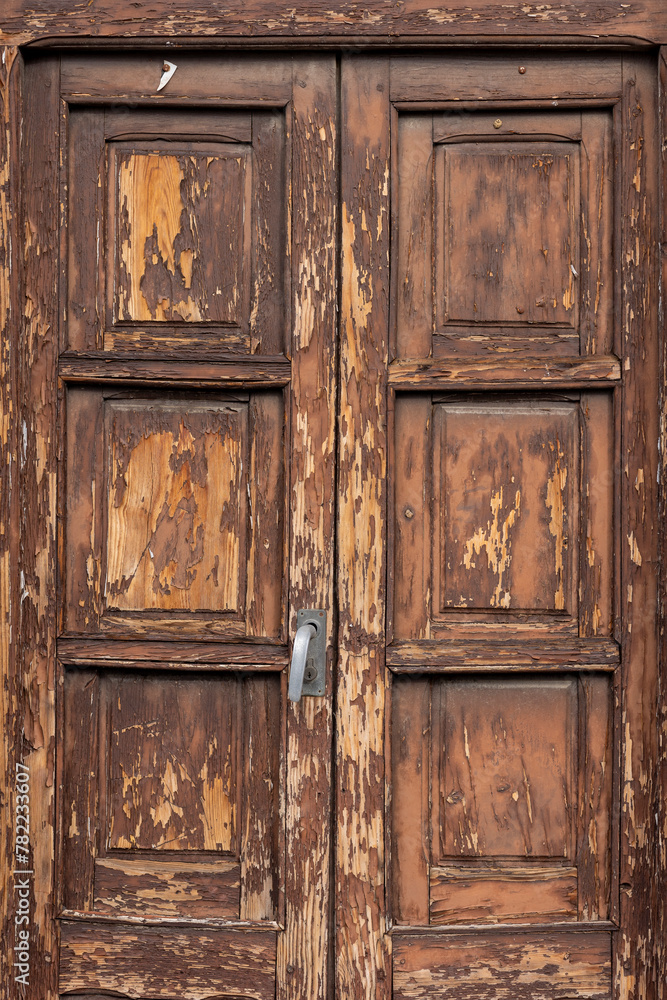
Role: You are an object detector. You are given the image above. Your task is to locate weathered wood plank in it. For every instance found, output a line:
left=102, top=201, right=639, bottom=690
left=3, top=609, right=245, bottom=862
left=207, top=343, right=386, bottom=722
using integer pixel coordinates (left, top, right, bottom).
left=393, top=931, right=612, bottom=1000
left=57, top=637, right=288, bottom=665
left=61, top=669, right=99, bottom=911
left=58, top=355, right=291, bottom=386
left=59, top=922, right=276, bottom=1000
left=93, top=857, right=241, bottom=919
left=614, top=53, right=660, bottom=1000
left=390, top=677, right=430, bottom=925
left=18, top=53, right=60, bottom=1000
left=659, top=46, right=667, bottom=1000
left=391, top=54, right=624, bottom=102
left=429, top=865, right=578, bottom=925
left=240, top=674, right=282, bottom=921
left=0, top=43, right=21, bottom=999
left=337, top=54, right=390, bottom=1000
left=388, top=356, right=622, bottom=388
left=275, top=55, right=337, bottom=1000
left=387, top=637, right=620, bottom=671
left=2, top=3, right=666, bottom=45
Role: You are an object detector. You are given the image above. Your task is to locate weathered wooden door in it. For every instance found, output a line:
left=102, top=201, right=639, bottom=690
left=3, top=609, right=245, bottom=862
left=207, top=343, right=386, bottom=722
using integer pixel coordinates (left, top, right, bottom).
left=20, top=51, right=337, bottom=998
left=3, top=40, right=663, bottom=1000
left=336, top=52, right=660, bottom=1000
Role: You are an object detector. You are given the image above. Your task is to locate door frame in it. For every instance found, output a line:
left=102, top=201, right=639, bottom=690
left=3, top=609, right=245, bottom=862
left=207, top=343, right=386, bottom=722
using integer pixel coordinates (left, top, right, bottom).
left=1, top=10, right=666, bottom=1000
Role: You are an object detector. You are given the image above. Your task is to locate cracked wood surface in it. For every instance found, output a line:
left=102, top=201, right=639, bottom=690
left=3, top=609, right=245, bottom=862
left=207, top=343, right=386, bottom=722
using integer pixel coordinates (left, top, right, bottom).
left=614, top=54, right=661, bottom=1000
left=0, top=42, right=19, bottom=997
left=337, top=55, right=390, bottom=1000
left=276, top=55, right=337, bottom=1000
left=1, top=1, right=667, bottom=45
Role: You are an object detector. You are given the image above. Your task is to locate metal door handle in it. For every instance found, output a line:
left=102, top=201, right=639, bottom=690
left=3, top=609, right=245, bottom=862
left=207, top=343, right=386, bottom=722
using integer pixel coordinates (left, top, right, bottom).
left=288, top=610, right=327, bottom=702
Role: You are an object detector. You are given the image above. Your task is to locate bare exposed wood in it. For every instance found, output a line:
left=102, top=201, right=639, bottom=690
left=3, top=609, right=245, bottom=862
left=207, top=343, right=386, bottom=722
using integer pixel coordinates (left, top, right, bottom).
left=387, top=638, right=620, bottom=671
left=2, top=3, right=667, bottom=45
left=337, top=55, right=390, bottom=1000
left=388, top=356, right=622, bottom=388
left=59, top=921, right=277, bottom=1000
left=393, top=931, right=612, bottom=1000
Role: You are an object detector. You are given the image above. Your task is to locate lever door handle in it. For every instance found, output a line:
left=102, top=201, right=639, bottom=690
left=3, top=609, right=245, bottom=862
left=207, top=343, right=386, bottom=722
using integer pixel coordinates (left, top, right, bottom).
left=288, top=610, right=326, bottom=702
left=288, top=623, right=316, bottom=702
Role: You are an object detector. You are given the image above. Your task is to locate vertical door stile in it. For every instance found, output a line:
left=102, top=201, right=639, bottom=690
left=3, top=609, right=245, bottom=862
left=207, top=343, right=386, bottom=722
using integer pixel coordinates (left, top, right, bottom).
left=616, top=53, right=661, bottom=1000
left=278, top=55, right=338, bottom=1000
left=0, top=42, right=22, bottom=999
left=659, top=46, right=667, bottom=1000
left=18, top=52, right=60, bottom=1000
left=338, top=55, right=391, bottom=1000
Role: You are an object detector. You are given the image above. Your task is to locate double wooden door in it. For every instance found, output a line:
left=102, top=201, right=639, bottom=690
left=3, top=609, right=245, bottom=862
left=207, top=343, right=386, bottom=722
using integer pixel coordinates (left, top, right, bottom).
left=15, top=47, right=659, bottom=1000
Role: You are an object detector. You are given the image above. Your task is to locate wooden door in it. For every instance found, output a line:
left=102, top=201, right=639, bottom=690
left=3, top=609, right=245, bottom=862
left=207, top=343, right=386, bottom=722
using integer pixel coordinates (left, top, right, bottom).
left=3, top=41, right=663, bottom=1000
left=337, top=53, right=660, bottom=1000
left=18, top=51, right=336, bottom=999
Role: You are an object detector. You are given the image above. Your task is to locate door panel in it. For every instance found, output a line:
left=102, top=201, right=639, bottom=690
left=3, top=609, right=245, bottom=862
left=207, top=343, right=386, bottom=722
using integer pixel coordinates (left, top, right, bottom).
left=52, top=52, right=336, bottom=1000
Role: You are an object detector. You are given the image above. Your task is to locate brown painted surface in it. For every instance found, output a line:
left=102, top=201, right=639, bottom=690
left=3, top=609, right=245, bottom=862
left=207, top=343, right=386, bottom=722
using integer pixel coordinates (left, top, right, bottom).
left=429, top=865, right=579, bottom=924
left=436, top=400, right=579, bottom=616
left=0, top=37, right=665, bottom=1000
left=2, top=0, right=667, bottom=44
left=436, top=678, right=577, bottom=860
left=105, top=401, right=247, bottom=614
left=93, top=856, right=241, bottom=918
left=114, top=147, right=249, bottom=326
left=337, top=55, right=390, bottom=1000
left=106, top=673, right=239, bottom=852
left=393, top=932, right=612, bottom=1000
left=0, top=43, right=20, bottom=996
left=59, top=922, right=277, bottom=999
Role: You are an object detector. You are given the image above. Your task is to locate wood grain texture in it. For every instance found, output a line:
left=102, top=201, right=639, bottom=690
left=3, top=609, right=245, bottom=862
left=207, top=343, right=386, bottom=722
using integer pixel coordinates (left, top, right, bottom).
left=105, top=673, right=239, bottom=853
left=388, top=356, right=622, bottom=387
left=435, top=399, right=579, bottom=618
left=275, top=56, right=337, bottom=1000
left=59, top=921, right=277, bottom=999
left=387, top=637, right=620, bottom=671
left=113, top=145, right=250, bottom=326
left=59, top=354, right=291, bottom=385
left=390, top=677, right=430, bottom=926
left=0, top=44, right=20, bottom=996
left=2, top=2, right=666, bottom=44
left=435, top=677, right=577, bottom=861
left=429, top=865, right=578, bottom=924
left=443, top=143, right=579, bottom=328
left=18, top=54, right=60, bottom=1000
left=660, top=46, right=667, bottom=1000
left=337, top=55, right=390, bottom=1000
left=393, top=931, right=612, bottom=1000
left=61, top=669, right=99, bottom=911
left=240, top=673, right=282, bottom=921
left=105, top=400, right=248, bottom=614
left=615, top=54, right=661, bottom=1000
left=93, top=856, right=240, bottom=918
